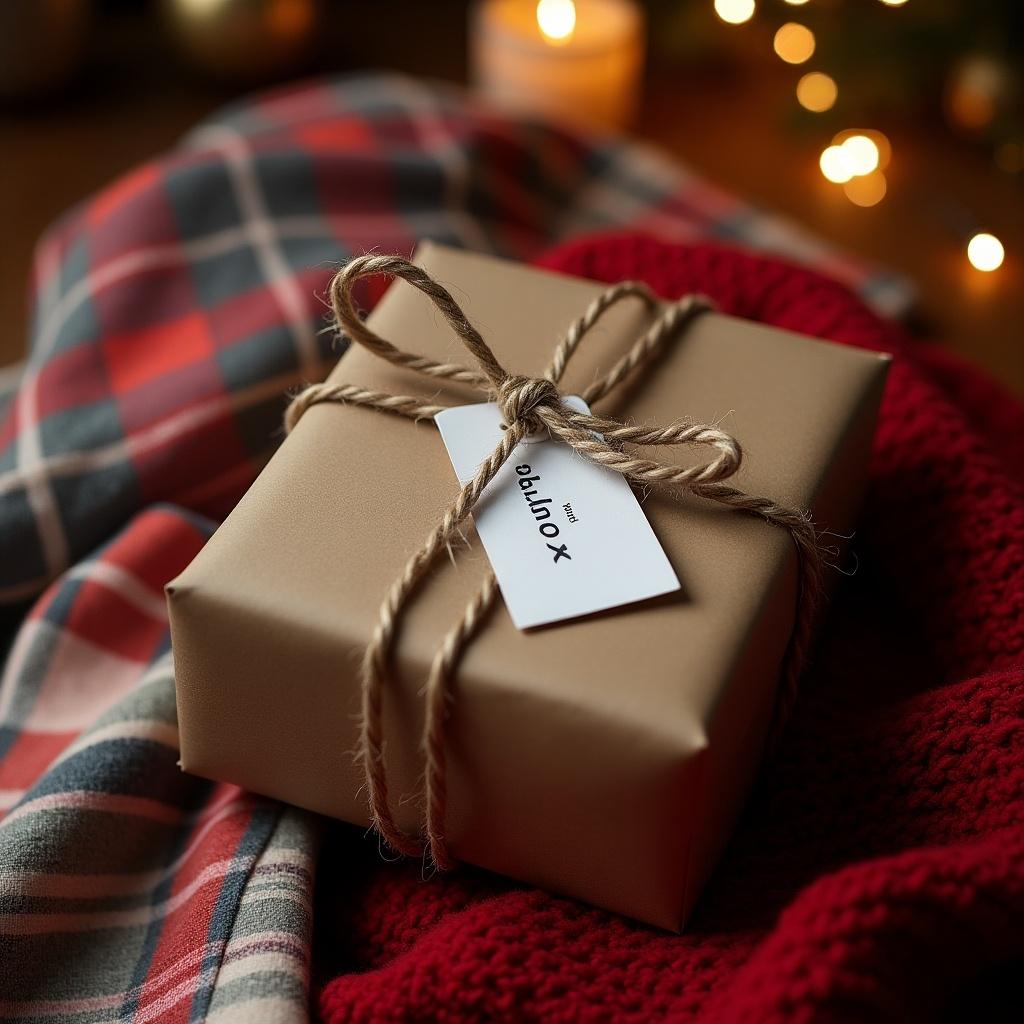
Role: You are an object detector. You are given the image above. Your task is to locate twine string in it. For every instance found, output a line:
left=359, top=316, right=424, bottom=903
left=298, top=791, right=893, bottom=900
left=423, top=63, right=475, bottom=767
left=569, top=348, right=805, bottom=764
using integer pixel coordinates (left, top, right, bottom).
left=285, top=254, right=823, bottom=869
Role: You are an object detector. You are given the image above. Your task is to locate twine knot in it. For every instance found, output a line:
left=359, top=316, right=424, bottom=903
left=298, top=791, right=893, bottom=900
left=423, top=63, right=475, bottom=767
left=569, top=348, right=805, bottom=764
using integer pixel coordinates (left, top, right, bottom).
left=496, top=374, right=561, bottom=433
left=284, top=253, right=823, bottom=873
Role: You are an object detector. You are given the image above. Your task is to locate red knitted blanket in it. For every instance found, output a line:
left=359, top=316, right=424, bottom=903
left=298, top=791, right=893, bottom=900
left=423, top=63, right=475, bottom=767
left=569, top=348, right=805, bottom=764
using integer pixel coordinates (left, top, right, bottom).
left=315, top=234, right=1024, bottom=1023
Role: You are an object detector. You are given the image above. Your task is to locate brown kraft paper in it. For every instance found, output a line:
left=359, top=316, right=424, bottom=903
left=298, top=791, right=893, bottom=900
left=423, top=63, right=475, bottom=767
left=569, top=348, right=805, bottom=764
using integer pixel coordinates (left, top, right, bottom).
left=167, top=242, right=890, bottom=930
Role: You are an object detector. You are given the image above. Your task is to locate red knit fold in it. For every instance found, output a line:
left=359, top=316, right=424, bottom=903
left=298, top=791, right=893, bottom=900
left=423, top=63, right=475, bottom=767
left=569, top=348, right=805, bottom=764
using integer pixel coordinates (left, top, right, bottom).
left=318, top=235, right=1024, bottom=1024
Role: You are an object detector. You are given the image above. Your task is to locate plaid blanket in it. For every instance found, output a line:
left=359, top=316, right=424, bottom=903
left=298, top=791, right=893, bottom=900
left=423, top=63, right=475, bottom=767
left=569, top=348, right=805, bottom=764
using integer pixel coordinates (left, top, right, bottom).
left=1, top=507, right=315, bottom=1022
left=0, top=74, right=910, bottom=605
left=0, top=74, right=926, bottom=1022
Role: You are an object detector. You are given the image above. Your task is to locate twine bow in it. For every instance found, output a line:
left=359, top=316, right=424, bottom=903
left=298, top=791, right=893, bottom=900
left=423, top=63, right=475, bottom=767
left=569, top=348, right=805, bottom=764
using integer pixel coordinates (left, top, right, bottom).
left=285, top=255, right=822, bottom=870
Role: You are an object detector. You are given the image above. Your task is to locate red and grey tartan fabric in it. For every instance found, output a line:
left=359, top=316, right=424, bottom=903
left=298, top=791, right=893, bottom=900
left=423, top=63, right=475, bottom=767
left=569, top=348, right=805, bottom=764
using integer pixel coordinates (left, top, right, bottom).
left=0, top=74, right=908, bottom=604
left=2, top=74, right=1023, bottom=1022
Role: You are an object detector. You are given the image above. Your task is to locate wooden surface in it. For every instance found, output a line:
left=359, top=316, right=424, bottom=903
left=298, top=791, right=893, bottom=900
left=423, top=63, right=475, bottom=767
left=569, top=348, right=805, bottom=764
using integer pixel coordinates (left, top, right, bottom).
left=2, top=6, right=1021, bottom=396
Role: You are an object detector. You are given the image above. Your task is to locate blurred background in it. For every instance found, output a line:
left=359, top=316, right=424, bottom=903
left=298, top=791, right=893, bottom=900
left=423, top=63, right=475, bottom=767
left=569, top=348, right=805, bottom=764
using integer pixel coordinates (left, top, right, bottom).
left=2, top=0, right=1021, bottom=392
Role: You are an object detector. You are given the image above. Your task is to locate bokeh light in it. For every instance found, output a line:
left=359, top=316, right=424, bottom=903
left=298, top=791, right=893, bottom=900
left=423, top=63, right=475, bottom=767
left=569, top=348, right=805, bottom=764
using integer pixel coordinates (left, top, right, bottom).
left=796, top=72, right=837, bottom=112
left=843, top=171, right=887, bottom=207
left=840, top=134, right=880, bottom=175
left=832, top=129, right=891, bottom=169
left=879, top=0, right=909, bottom=6
left=821, top=132, right=891, bottom=204
left=967, top=232, right=1005, bottom=272
left=820, top=146, right=854, bottom=183
left=773, top=23, right=815, bottom=64
left=862, top=130, right=891, bottom=169
left=714, top=0, right=756, bottom=26
left=946, top=56, right=1002, bottom=131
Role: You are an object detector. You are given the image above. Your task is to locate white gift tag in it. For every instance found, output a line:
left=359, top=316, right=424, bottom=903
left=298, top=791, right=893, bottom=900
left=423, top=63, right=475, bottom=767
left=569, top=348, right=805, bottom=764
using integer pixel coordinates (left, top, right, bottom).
left=434, top=396, right=680, bottom=630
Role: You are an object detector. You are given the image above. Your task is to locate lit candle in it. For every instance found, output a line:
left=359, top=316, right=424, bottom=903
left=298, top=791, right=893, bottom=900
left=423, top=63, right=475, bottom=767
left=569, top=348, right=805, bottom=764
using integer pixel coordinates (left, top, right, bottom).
left=471, top=0, right=645, bottom=131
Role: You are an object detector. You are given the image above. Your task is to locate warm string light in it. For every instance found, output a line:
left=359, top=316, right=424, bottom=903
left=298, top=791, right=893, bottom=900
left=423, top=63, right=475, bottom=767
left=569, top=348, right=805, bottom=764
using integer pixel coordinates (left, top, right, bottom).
left=796, top=71, right=837, bottom=112
left=967, top=233, right=1005, bottom=272
left=819, top=147, right=852, bottom=184
left=849, top=129, right=891, bottom=170
left=536, top=0, right=576, bottom=43
left=713, top=0, right=756, bottom=26
left=709, top=3, right=881, bottom=205
left=844, top=172, right=887, bottom=207
left=820, top=131, right=890, bottom=206
left=709, top=0, right=1010, bottom=265
left=841, top=135, right=880, bottom=175
left=773, top=23, right=815, bottom=64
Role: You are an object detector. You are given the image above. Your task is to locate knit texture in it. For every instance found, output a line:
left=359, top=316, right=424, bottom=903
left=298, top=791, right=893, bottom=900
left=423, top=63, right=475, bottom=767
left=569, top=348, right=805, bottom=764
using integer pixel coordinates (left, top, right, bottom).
left=316, top=234, right=1024, bottom=1024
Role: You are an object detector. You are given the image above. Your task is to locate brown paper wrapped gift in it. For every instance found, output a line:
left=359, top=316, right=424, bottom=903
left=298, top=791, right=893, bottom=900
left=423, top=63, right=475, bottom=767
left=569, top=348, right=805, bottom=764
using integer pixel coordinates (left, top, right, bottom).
left=167, top=243, right=890, bottom=930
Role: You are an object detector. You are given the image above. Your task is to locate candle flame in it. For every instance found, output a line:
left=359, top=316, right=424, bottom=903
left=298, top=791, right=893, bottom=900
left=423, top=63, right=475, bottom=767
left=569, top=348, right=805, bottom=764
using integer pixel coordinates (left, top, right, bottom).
left=537, top=0, right=576, bottom=43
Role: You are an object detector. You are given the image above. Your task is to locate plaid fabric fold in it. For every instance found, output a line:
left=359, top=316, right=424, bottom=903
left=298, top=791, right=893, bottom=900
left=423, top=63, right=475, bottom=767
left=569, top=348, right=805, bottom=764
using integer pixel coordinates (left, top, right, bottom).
left=0, top=506, right=317, bottom=1023
left=0, top=72, right=910, bottom=604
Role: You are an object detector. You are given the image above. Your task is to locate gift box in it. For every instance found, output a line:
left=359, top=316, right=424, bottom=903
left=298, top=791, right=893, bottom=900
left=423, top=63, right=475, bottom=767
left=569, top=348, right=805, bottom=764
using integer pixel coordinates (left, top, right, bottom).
left=167, top=242, right=889, bottom=930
